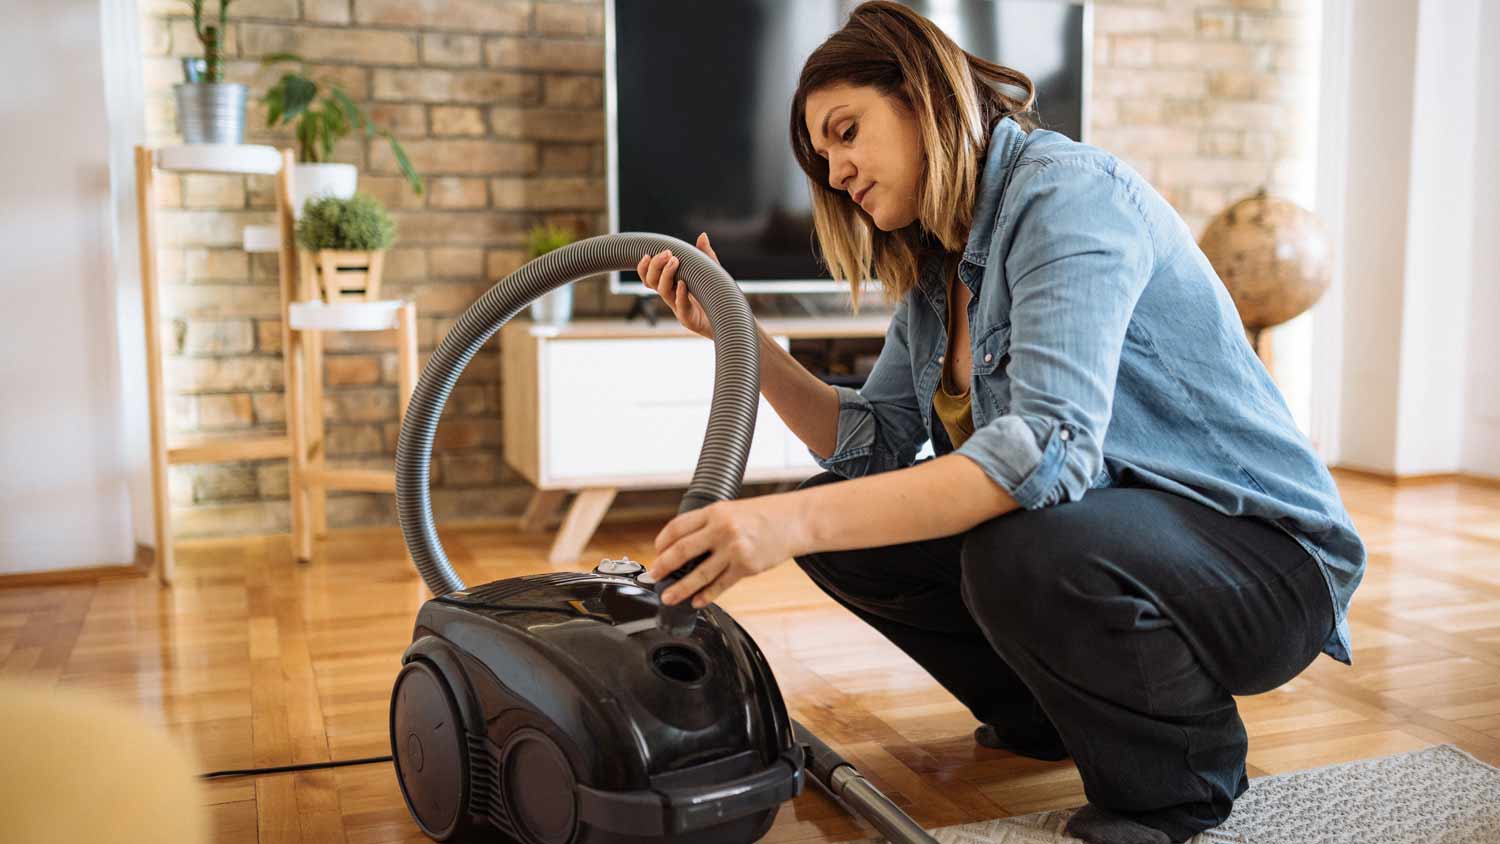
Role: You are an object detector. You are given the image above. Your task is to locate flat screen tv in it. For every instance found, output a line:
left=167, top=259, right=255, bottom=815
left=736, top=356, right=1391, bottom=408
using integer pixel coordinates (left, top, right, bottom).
left=607, top=0, right=1091, bottom=295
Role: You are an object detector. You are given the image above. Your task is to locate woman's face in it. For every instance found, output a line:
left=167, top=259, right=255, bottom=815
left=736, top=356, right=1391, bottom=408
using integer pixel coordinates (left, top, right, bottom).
left=804, top=83, right=923, bottom=232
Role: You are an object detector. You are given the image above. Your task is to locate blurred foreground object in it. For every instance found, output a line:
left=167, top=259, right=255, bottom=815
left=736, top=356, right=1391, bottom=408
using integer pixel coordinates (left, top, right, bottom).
left=0, top=680, right=208, bottom=843
left=1199, top=188, right=1333, bottom=362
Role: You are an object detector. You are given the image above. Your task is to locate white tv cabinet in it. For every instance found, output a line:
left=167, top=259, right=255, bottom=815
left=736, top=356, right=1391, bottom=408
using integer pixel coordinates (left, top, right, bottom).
left=498, top=314, right=891, bottom=563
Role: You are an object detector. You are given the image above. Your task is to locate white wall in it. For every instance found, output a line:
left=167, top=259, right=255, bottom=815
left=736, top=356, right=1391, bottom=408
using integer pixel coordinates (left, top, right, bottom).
left=1393, top=0, right=1480, bottom=474
left=1461, top=0, right=1500, bottom=477
left=1331, top=0, right=1417, bottom=475
left=1324, top=0, right=1496, bottom=478
left=0, top=0, right=144, bottom=573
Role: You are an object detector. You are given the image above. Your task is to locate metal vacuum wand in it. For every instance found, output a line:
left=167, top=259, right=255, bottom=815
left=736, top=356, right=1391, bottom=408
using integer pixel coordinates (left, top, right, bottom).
left=793, top=720, right=939, bottom=844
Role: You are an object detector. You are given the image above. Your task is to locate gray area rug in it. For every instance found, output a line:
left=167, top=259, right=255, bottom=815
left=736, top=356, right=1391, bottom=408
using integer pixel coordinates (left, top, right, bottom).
left=880, top=745, right=1500, bottom=843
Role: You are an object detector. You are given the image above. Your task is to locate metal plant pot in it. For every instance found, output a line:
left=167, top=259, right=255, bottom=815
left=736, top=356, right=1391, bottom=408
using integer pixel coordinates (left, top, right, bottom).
left=174, top=82, right=247, bottom=144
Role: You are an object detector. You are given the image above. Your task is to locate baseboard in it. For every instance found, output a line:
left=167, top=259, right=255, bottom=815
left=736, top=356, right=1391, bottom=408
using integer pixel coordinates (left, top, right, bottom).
left=1331, top=466, right=1500, bottom=489
left=0, top=543, right=154, bottom=589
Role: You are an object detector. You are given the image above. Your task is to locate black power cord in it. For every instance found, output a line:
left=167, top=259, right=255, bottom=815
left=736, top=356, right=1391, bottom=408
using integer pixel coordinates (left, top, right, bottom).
left=199, top=755, right=393, bottom=780
left=199, top=603, right=595, bottom=781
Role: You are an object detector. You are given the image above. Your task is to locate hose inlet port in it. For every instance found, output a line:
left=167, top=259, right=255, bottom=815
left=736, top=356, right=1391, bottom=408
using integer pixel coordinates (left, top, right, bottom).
left=650, top=644, right=708, bottom=685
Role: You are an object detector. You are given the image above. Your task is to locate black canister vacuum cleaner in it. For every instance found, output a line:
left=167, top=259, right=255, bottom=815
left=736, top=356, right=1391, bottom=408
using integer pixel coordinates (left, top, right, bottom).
left=389, top=233, right=938, bottom=844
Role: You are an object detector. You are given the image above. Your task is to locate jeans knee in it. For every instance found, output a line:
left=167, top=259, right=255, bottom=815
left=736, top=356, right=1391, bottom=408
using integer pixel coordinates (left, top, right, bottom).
left=958, top=509, right=1103, bottom=644
left=959, top=519, right=1042, bottom=639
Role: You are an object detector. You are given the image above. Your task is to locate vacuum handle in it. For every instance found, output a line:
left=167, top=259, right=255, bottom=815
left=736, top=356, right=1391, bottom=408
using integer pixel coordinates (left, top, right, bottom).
left=653, top=550, right=711, bottom=633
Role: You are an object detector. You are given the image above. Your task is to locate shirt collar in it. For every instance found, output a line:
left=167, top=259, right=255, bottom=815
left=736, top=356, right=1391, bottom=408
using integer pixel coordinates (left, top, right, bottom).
left=916, top=116, right=1029, bottom=302
left=962, top=116, right=1029, bottom=268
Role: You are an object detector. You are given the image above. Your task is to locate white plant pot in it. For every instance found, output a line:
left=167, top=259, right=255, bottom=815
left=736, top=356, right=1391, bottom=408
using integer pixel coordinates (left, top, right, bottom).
left=530, top=286, right=574, bottom=325
left=292, top=162, right=358, bottom=217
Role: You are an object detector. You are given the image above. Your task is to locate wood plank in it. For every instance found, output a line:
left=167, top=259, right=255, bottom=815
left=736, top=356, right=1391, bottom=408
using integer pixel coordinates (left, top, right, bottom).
left=168, top=434, right=293, bottom=465
left=303, top=468, right=395, bottom=494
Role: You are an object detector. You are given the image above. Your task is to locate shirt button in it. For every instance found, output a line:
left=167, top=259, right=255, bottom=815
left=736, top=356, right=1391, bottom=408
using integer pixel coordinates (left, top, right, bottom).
left=937, top=355, right=944, bottom=364
left=1060, top=428, right=1073, bottom=441
left=983, top=353, right=993, bottom=363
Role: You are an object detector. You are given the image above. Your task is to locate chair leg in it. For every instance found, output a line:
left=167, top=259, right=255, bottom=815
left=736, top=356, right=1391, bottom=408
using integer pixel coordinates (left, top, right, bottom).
left=307, top=330, right=328, bottom=540
left=396, top=301, right=418, bottom=422
left=286, top=327, right=312, bottom=563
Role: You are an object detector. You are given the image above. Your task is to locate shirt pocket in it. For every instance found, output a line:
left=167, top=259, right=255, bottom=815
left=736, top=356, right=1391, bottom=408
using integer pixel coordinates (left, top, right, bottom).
left=972, top=322, right=1012, bottom=419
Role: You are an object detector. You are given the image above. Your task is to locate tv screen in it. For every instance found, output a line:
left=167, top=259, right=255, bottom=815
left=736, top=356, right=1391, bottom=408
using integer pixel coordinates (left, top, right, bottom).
left=607, top=0, right=1090, bottom=295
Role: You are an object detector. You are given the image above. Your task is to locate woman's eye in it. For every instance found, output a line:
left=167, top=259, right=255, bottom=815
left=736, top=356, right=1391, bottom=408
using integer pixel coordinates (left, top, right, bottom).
left=842, top=123, right=857, bottom=143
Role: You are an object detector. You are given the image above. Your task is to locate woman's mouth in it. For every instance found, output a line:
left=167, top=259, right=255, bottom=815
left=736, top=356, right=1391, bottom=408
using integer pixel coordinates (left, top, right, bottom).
left=855, top=184, right=875, bottom=207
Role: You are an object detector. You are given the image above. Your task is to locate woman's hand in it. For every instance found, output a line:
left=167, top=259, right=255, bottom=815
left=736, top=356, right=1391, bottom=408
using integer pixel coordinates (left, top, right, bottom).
left=648, top=494, right=810, bottom=608
left=636, top=232, right=720, bottom=339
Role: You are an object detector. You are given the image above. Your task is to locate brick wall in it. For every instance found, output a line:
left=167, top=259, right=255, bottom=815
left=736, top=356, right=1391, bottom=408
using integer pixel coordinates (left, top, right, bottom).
left=1088, top=0, right=1317, bottom=234
left=141, top=0, right=1316, bottom=538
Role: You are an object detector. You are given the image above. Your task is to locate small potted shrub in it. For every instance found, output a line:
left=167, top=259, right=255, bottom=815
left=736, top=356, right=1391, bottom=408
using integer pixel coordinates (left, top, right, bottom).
left=260, top=52, right=423, bottom=213
left=526, top=223, right=579, bottom=324
left=295, top=193, right=397, bottom=303
left=176, top=0, right=246, bottom=143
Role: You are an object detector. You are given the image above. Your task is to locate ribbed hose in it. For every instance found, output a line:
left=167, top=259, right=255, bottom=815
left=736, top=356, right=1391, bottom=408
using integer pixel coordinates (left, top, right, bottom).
left=395, top=233, right=760, bottom=597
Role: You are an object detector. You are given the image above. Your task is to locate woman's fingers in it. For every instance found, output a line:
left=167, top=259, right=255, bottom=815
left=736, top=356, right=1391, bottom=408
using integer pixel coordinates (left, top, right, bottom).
left=660, top=552, right=728, bottom=606
left=650, top=251, right=679, bottom=303
left=637, top=253, right=653, bottom=289
left=690, top=566, right=743, bottom=608
left=696, top=232, right=718, bottom=264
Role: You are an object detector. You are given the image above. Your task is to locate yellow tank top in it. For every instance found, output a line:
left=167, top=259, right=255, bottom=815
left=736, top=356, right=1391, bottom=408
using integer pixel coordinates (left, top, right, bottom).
left=933, top=281, right=974, bottom=450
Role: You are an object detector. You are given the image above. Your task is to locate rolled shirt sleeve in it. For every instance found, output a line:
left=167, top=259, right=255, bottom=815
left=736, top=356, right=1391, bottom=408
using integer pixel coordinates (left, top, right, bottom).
left=809, top=298, right=926, bottom=478
left=955, top=159, right=1155, bottom=510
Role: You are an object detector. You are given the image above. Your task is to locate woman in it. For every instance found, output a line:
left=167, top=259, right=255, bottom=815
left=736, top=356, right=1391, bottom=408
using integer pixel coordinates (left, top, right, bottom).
left=638, top=3, right=1365, bottom=843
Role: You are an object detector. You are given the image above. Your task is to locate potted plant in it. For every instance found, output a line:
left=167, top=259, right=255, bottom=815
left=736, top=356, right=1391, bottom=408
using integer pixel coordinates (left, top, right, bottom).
left=295, top=194, right=397, bottom=303
left=175, top=0, right=246, bottom=144
left=526, top=223, right=579, bottom=324
left=260, top=52, right=423, bottom=214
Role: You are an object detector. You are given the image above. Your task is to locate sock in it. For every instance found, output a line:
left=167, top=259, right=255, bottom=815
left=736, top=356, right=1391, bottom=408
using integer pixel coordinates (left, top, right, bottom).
left=1064, top=804, right=1171, bottom=844
left=973, top=724, right=1070, bottom=761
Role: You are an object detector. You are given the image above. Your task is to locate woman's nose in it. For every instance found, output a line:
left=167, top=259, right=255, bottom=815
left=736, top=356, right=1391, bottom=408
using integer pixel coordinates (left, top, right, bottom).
left=828, top=160, right=855, bottom=192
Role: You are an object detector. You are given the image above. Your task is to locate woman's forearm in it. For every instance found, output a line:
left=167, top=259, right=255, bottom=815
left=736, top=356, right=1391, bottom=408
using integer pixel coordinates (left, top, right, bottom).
left=755, top=323, right=840, bottom=459
left=791, top=453, right=1019, bottom=554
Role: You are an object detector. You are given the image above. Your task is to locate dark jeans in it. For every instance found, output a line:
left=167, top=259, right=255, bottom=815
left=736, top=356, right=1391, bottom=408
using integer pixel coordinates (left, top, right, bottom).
left=792, top=471, right=1334, bottom=842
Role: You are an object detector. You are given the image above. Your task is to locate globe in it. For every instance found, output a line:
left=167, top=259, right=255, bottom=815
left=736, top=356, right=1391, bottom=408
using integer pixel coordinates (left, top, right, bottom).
left=1198, top=189, right=1333, bottom=350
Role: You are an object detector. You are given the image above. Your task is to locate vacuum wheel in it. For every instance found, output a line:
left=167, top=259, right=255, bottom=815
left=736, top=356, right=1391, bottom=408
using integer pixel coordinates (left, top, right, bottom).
left=391, top=659, right=478, bottom=842
left=499, top=727, right=577, bottom=844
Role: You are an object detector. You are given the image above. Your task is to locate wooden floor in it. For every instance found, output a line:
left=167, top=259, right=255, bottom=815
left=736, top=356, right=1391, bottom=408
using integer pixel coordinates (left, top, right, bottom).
left=3, top=470, right=1499, bottom=843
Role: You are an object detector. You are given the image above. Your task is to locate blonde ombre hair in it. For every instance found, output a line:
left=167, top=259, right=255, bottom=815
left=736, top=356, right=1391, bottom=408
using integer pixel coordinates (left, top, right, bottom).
left=789, top=1, right=1038, bottom=308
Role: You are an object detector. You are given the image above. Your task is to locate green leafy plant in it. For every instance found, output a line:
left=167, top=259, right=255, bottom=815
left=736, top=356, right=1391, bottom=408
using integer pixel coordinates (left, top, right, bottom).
left=260, top=53, right=423, bottom=195
left=526, top=223, right=579, bottom=259
left=188, top=0, right=233, bottom=82
left=296, top=194, right=397, bottom=252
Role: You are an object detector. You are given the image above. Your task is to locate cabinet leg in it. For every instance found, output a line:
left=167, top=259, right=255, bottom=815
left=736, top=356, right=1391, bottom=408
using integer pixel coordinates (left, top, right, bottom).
left=521, top=489, right=567, bottom=533
left=548, top=488, right=617, bottom=566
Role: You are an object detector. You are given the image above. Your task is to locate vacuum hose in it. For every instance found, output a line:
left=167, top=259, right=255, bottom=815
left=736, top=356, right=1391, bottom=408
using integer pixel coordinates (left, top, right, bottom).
left=392, top=231, right=935, bottom=844
left=394, top=233, right=759, bottom=597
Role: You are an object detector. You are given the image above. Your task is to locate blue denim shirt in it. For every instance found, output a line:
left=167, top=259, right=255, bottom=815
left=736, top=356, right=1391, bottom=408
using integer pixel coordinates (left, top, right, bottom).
left=812, top=117, right=1365, bottom=665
